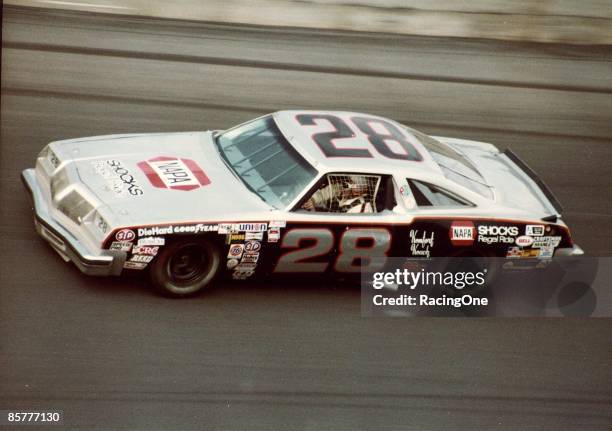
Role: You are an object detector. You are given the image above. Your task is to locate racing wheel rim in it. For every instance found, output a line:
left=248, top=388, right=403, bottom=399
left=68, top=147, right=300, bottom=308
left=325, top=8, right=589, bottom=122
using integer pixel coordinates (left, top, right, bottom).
left=166, top=243, right=213, bottom=287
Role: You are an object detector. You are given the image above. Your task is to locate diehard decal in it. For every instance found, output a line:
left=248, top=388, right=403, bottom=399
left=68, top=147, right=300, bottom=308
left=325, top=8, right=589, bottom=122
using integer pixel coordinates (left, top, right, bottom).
left=449, top=221, right=474, bottom=246
left=137, top=156, right=210, bottom=191
left=137, top=224, right=218, bottom=237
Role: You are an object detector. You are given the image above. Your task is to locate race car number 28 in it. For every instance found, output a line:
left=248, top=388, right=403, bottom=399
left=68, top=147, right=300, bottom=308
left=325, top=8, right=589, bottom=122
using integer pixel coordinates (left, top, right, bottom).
left=296, top=114, right=422, bottom=161
left=274, top=228, right=391, bottom=273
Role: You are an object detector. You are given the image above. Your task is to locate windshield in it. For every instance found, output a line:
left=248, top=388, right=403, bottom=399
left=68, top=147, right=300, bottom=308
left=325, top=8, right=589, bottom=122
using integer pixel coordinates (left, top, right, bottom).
left=406, top=126, right=493, bottom=199
left=215, top=116, right=318, bottom=208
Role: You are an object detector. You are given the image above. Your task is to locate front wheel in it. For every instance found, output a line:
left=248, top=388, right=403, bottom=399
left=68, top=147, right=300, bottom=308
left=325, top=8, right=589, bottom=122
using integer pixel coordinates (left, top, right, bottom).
left=149, top=239, right=220, bottom=298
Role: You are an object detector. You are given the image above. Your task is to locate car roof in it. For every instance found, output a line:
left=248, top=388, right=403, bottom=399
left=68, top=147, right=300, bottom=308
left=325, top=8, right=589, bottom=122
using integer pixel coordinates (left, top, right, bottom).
left=272, top=110, right=443, bottom=179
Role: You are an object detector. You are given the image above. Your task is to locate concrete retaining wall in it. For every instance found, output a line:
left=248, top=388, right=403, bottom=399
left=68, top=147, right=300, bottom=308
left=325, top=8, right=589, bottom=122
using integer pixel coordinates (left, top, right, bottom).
left=6, top=0, right=612, bottom=44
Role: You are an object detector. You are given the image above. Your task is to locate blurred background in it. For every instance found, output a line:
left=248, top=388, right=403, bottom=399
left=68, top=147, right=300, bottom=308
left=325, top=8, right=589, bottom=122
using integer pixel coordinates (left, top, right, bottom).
left=2, top=1, right=611, bottom=430
left=7, top=0, right=612, bottom=43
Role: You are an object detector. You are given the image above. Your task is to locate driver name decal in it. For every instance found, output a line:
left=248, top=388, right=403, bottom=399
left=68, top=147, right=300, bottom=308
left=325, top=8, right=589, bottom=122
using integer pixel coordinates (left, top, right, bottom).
left=137, top=156, right=210, bottom=191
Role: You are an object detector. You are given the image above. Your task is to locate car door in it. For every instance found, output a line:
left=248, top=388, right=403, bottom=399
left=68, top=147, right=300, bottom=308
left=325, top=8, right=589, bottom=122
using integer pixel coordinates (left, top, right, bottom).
left=262, top=172, right=405, bottom=276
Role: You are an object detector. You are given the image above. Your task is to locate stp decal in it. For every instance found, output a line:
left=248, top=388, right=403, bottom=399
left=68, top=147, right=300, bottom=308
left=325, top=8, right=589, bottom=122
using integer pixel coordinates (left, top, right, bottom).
left=137, top=156, right=210, bottom=191
left=449, top=221, right=474, bottom=246
left=115, top=229, right=135, bottom=242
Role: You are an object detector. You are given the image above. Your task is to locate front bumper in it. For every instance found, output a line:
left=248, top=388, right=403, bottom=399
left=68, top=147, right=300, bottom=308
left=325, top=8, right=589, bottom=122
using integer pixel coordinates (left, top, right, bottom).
left=21, top=168, right=125, bottom=276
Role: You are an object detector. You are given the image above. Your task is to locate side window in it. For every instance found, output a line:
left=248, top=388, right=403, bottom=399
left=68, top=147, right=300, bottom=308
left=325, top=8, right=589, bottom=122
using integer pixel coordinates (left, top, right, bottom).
left=300, top=173, right=389, bottom=214
left=408, top=179, right=472, bottom=207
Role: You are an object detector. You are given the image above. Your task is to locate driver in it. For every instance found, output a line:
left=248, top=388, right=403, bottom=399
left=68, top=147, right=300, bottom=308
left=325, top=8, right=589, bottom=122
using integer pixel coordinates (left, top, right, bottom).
left=302, top=175, right=374, bottom=213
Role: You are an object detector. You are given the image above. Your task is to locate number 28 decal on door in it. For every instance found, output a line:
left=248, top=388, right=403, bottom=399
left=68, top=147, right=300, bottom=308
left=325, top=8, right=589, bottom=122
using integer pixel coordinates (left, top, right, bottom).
left=295, top=114, right=423, bottom=161
left=274, top=228, right=391, bottom=273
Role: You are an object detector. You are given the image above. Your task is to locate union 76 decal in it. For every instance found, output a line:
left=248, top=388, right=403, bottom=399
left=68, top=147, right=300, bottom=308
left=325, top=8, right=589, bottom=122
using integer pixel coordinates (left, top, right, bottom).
left=137, top=156, right=210, bottom=191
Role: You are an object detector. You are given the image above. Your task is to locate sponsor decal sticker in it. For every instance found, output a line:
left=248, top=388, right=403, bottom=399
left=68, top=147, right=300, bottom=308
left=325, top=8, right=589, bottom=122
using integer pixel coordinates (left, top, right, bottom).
left=130, top=255, right=154, bottom=263
left=237, top=223, right=267, bottom=232
left=478, top=225, right=519, bottom=237
left=244, top=240, right=261, bottom=253
left=515, top=235, right=535, bottom=247
left=132, top=245, right=159, bottom=256
left=269, top=220, right=287, bottom=228
left=137, top=237, right=165, bottom=246
left=218, top=224, right=230, bottom=234
left=268, top=228, right=280, bottom=243
left=449, top=221, right=474, bottom=246
left=123, top=261, right=147, bottom=270
left=219, top=223, right=267, bottom=233
left=115, top=229, right=135, bottom=242
left=532, top=236, right=562, bottom=248
left=241, top=253, right=259, bottom=263
left=137, top=156, right=210, bottom=191
left=227, top=258, right=239, bottom=269
left=110, top=241, right=133, bottom=252
left=526, top=225, right=545, bottom=236
left=538, top=246, right=554, bottom=259
left=92, top=159, right=144, bottom=197
left=506, top=247, right=540, bottom=259
left=245, top=232, right=264, bottom=240
left=477, top=225, right=518, bottom=245
left=229, top=233, right=246, bottom=241
left=506, top=246, right=521, bottom=258
left=235, top=263, right=257, bottom=270
left=409, top=230, right=434, bottom=258
left=228, top=244, right=245, bottom=259
left=232, top=270, right=254, bottom=280
left=138, top=224, right=217, bottom=237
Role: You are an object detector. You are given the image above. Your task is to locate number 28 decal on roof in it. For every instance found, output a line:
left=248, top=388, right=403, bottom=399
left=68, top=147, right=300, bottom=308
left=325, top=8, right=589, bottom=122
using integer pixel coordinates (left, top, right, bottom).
left=295, top=114, right=423, bottom=161
left=137, top=156, right=211, bottom=191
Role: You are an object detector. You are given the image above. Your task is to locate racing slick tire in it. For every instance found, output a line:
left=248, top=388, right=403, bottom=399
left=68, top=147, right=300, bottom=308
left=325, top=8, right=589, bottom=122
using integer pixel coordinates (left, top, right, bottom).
left=149, top=238, right=221, bottom=298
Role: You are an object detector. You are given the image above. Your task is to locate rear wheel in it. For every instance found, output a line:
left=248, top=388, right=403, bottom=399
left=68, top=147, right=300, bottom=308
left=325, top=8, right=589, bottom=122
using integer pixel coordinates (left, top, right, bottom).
left=149, top=239, right=220, bottom=298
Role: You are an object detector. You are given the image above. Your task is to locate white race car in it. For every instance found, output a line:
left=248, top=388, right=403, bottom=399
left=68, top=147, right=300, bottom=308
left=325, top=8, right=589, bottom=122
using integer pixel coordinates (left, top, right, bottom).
left=22, top=111, right=582, bottom=296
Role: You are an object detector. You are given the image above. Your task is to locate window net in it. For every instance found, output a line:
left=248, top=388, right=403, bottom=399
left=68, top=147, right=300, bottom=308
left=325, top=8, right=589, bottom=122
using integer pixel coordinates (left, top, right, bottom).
left=325, top=174, right=381, bottom=213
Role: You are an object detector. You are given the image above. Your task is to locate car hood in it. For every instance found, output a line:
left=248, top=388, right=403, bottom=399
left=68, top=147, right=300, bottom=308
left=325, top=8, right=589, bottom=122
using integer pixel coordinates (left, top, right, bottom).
left=50, top=131, right=271, bottom=226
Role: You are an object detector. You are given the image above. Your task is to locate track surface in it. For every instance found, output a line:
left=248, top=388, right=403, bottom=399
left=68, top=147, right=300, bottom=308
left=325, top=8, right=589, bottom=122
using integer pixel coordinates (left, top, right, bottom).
left=1, top=6, right=612, bottom=430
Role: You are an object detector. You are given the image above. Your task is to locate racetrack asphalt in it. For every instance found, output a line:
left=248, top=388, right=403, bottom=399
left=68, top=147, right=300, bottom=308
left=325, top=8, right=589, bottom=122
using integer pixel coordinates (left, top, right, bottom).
left=1, top=6, right=612, bottom=430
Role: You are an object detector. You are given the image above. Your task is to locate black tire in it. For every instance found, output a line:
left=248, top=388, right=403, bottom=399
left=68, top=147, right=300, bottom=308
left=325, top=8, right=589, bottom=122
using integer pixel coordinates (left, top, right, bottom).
left=436, top=251, right=501, bottom=296
left=149, top=239, right=221, bottom=298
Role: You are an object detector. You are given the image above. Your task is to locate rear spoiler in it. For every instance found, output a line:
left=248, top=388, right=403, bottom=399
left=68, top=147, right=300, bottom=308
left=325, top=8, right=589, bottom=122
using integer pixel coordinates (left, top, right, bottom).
left=503, top=149, right=564, bottom=215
